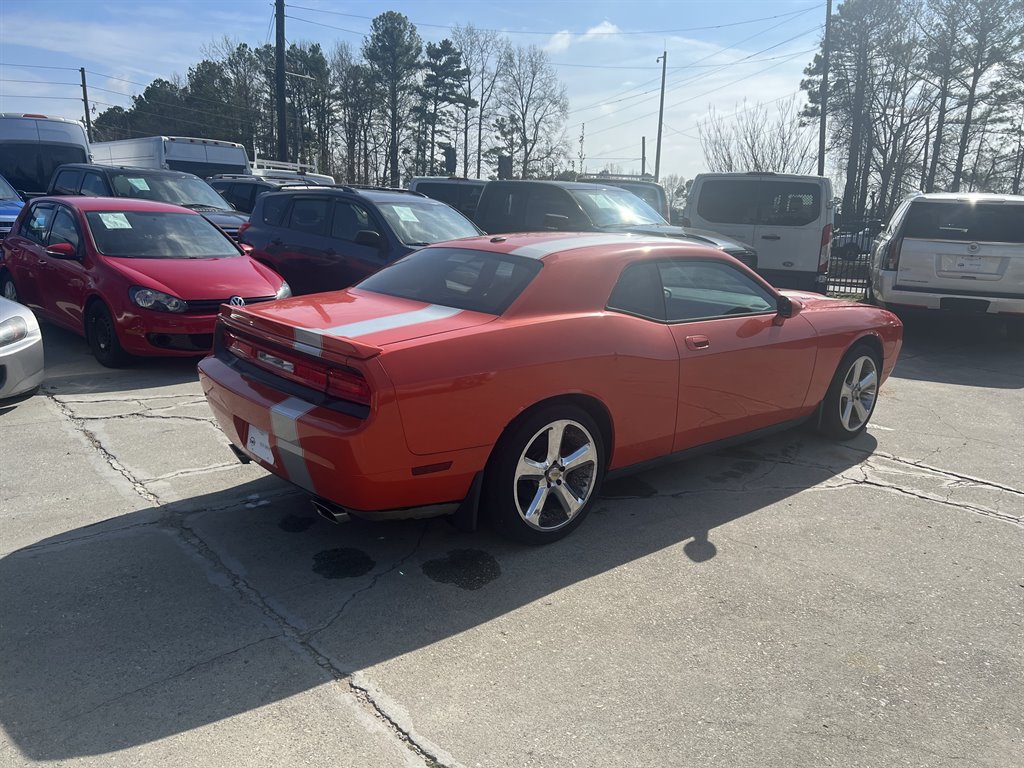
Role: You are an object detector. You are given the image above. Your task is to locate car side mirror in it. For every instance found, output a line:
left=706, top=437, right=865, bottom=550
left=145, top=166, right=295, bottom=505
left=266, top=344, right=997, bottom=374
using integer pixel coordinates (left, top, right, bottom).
left=774, top=295, right=803, bottom=324
left=238, top=242, right=254, bottom=255
left=46, top=242, right=79, bottom=259
left=355, top=229, right=382, bottom=248
left=544, top=213, right=570, bottom=230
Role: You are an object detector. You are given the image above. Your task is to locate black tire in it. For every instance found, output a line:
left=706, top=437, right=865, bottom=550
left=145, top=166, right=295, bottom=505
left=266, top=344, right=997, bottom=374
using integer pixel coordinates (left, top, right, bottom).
left=818, top=343, right=882, bottom=441
left=86, top=302, right=129, bottom=368
left=484, top=403, right=605, bottom=544
left=0, top=271, right=18, bottom=303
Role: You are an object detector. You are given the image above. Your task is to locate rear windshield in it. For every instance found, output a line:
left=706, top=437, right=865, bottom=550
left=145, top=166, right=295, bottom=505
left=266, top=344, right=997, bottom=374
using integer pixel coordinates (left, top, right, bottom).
left=0, top=143, right=88, bottom=196
left=85, top=210, right=240, bottom=259
left=374, top=200, right=481, bottom=246
left=902, top=201, right=1024, bottom=243
left=357, top=246, right=541, bottom=315
left=696, top=179, right=821, bottom=226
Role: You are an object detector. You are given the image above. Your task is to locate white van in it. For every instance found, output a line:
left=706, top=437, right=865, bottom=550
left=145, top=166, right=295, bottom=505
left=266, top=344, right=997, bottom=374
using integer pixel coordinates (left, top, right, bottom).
left=868, top=192, right=1024, bottom=338
left=685, top=172, right=834, bottom=291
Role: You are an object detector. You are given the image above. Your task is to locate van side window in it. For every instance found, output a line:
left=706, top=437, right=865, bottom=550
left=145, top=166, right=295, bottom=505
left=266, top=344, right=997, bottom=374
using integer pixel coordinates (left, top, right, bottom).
left=758, top=182, right=820, bottom=227
left=696, top=180, right=758, bottom=225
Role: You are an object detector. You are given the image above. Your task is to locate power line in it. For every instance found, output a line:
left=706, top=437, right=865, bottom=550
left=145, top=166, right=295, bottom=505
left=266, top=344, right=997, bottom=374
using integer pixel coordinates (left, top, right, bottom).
left=286, top=3, right=824, bottom=37
left=553, top=51, right=819, bottom=71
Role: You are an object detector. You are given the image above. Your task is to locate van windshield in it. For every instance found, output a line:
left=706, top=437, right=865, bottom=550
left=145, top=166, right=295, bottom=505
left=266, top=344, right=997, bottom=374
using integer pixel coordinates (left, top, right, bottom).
left=903, top=201, right=1024, bottom=243
left=569, top=187, right=665, bottom=227
left=0, top=143, right=88, bottom=196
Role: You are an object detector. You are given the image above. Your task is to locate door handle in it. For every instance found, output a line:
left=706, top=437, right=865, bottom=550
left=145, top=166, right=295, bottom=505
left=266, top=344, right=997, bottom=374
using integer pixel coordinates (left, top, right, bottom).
left=760, top=234, right=781, bottom=240
left=37, top=259, right=48, bottom=265
left=685, top=335, right=710, bottom=351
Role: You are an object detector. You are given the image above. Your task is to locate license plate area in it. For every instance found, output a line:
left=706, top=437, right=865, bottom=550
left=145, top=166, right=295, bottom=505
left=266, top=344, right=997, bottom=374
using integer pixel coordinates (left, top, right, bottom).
left=939, top=254, right=1000, bottom=275
left=244, top=423, right=275, bottom=464
left=940, top=297, right=990, bottom=313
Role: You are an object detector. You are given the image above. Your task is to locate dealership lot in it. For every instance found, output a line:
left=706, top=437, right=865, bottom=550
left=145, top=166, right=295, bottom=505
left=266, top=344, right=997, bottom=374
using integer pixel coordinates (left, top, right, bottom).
left=1, top=313, right=1021, bottom=767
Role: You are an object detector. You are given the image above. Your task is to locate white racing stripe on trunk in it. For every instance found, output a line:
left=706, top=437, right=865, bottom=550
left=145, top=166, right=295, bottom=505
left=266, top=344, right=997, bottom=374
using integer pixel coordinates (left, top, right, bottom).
left=310, top=304, right=463, bottom=340
left=270, top=397, right=317, bottom=492
left=509, top=233, right=644, bottom=260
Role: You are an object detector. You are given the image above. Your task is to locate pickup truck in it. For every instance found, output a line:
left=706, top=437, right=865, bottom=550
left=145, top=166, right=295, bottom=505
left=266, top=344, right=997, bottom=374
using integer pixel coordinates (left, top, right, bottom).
left=473, top=180, right=758, bottom=270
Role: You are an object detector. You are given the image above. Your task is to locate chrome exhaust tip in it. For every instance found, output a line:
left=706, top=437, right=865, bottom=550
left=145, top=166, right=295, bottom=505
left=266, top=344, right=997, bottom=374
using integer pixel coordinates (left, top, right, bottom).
left=311, top=498, right=348, bottom=524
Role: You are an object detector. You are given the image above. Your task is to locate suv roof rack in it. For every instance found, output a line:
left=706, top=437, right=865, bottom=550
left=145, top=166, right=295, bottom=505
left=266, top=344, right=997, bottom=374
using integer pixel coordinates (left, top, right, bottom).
left=345, top=184, right=427, bottom=197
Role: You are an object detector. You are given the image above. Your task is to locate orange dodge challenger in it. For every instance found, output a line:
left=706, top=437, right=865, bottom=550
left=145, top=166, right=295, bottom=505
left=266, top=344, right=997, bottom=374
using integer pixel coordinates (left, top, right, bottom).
left=199, top=232, right=903, bottom=543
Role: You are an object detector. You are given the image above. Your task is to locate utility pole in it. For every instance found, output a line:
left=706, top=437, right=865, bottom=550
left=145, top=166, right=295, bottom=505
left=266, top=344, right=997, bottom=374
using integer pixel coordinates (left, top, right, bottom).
left=654, top=51, right=666, bottom=182
left=79, top=68, right=93, bottom=142
left=275, top=0, right=287, bottom=162
left=642, top=136, right=646, bottom=177
left=816, top=0, right=832, bottom=177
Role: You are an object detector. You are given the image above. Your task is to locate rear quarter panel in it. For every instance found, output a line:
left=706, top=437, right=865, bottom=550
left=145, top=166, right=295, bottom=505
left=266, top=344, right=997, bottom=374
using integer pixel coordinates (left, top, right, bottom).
left=380, top=311, right=680, bottom=468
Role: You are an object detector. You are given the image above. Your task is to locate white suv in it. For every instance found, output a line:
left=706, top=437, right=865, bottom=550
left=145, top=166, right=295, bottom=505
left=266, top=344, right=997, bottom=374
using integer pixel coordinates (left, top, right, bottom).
left=868, top=192, right=1024, bottom=338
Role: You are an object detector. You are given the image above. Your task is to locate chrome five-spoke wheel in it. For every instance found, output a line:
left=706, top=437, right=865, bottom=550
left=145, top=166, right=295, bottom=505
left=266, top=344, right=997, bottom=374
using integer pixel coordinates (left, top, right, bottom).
left=819, top=344, right=881, bottom=440
left=487, top=404, right=605, bottom=543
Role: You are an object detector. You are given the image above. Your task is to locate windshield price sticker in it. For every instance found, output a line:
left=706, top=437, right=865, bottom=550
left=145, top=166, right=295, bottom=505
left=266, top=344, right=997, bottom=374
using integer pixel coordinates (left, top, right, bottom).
left=98, top=213, right=132, bottom=229
left=394, top=206, right=420, bottom=222
left=126, top=177, right=151, bottom=191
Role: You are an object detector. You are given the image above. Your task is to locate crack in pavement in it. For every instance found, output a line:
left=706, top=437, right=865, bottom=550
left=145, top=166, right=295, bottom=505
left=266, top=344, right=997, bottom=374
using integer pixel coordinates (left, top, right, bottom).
left=47, top=394, right=160, bottom=506
left=45, top=392, right=446, bottom=765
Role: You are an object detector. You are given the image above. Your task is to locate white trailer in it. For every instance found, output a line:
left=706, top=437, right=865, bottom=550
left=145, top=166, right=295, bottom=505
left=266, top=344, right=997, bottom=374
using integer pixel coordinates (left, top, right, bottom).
left=89, top=136, right=250, bottom=179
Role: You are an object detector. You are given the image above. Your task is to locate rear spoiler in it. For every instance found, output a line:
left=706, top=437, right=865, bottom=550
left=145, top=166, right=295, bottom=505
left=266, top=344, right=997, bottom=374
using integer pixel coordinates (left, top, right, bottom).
left=219, top=306, right=382, bottom=360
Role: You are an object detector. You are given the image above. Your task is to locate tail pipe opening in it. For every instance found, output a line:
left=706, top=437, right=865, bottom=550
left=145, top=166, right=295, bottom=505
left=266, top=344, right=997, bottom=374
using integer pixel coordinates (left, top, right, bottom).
left=311, top=497, right=349, bottom=524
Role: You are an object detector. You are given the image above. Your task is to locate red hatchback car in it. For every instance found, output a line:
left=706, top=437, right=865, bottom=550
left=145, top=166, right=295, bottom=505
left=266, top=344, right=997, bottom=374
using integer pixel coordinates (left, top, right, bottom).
left=1, top=197, right=290, bottom=366
left=199, top=232, right=903, bottom=543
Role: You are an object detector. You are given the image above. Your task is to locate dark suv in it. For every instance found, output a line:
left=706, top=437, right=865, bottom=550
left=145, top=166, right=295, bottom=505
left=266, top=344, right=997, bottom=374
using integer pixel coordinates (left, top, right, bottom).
left=241, top=187, right=483, bottom=295
left=47, top=164, right=249, bottom=240
left=209, top=175, right=329, bottom=214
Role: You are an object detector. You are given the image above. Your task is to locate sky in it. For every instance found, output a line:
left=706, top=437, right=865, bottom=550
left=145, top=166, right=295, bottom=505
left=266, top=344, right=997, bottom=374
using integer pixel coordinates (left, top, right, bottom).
left=0, top=0, right=829, bottom=180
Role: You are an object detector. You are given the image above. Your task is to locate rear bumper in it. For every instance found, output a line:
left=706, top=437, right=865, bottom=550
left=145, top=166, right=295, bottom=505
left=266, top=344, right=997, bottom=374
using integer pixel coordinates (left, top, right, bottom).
left=197, top=354, right=486, bottom=517
left=874, top=271, right=1024, bottom=315
left=0, top=332, right=44, bottom=399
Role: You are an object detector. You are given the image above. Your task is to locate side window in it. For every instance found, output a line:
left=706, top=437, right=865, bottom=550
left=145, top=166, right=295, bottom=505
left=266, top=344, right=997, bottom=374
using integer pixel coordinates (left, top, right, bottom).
left=696, top=180, right=758, bottom=225
left=607, top=262, right=666, bottom=321
left=19, top=203, right=55, bottom=244
left=524, top=188, right=580, bottom=229
left=52, top=169, right=82, bottom=195
left=80, top=173, right=111, bottom=196
left=660, top=260, right=775, bottom=322
left=886, top=200, right=913, bottom=235
left=416, top=183, right=459, bottom=206
left=483, top=188, right=528, bottom=231
left=260, top=194, right=289, bottom=225
left=758, top=181, right=821, bottom=227
left=462, top=184, right=484, bottom=215
left=331, top=200, right=375, bottom=241
left=47, top=207, right=81, bottom=252
left=286, top=198, right=330, bottom=236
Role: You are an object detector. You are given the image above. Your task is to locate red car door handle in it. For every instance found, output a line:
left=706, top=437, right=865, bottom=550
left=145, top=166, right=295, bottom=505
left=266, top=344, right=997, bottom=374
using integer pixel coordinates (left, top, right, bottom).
left=685, top=335, right=710, bottom=350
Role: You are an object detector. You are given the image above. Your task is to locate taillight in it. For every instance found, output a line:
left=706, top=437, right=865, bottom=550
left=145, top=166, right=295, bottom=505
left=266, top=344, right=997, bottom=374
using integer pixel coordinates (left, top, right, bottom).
left=884, top=237, right=903, bottom=270
left=224, top=328, right=370, bottom=406
left=818, top=223, right=832, bottom=272
left=237, top=221, right=251, bottom=239
left=327, top=368, right=371, bottom=405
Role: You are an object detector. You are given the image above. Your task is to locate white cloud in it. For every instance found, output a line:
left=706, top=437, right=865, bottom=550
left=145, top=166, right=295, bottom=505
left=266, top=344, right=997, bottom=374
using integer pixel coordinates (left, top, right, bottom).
left=545, top=30, right=572, bottom=53
left=585, top=21, right=620, bottom=37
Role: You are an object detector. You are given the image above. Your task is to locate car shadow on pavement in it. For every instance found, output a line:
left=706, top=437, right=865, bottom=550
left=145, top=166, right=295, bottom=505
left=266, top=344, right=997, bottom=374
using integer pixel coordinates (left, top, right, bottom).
left=893, top=312, right=1024, bottom=388
left=0, top=428, right=872, bottom=761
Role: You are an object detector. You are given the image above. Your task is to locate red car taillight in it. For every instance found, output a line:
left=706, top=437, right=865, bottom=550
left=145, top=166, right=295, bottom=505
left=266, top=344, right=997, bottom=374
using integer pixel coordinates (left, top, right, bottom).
left=224, top=329, right=370, bottom=406
left=818, top=223, right=832, bottom=273
left=884, top=237, right=903, bottom=270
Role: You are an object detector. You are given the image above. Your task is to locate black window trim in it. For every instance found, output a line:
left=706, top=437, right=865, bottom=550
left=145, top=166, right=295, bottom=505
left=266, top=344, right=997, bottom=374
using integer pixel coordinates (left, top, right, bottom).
left=47, top=203, right=83, bottom=253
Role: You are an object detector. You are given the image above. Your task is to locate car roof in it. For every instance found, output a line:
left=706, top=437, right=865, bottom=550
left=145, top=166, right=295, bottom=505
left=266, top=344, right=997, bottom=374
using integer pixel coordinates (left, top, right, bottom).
left=488, top=180, right=619, bottom=191
left=55, top=163, right=198, bottom=180
left=908, top=192, right=1024, bottom=204
left=256, top=187, right=435, bottom=204
left=438, top=231, right=722, bottom=263
left=33, top=196, right=201, bottom=214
